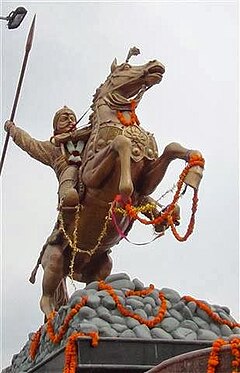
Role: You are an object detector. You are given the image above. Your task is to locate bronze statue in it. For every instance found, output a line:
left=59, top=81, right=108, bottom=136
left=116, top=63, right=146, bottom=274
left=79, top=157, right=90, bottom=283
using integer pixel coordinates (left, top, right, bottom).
left=5, top=53, right=203, bottom=318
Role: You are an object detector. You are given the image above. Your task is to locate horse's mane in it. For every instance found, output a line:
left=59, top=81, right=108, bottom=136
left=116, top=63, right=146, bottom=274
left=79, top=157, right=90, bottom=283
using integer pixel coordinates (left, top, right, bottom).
left=92, top=72, right=113, bottom=104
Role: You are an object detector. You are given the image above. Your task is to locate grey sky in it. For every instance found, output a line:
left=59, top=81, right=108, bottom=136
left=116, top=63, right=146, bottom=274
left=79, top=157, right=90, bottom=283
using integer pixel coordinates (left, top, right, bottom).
left=1, top=0, right=239, bottom=369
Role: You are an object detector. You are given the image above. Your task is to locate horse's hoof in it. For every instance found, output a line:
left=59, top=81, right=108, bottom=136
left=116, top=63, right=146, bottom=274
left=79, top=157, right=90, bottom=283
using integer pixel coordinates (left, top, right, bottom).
left=154, top=204, right=180, bottom=232
left=184, top=165, right=203, bottom=190
left=40, top=295, right=55, bottom=319
left=171, top=204, right=180, bottom=225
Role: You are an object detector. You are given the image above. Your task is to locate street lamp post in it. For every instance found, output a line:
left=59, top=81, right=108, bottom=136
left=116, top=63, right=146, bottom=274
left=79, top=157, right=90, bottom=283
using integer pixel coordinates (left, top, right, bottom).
left=0, top=7, right=27, bottom=29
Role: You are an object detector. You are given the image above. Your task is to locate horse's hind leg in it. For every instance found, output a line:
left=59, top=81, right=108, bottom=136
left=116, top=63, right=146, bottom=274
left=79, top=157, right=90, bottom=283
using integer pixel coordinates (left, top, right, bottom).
left=75, top=251, right=113, bottom=284
left=40, top=244, right=68, bottom=318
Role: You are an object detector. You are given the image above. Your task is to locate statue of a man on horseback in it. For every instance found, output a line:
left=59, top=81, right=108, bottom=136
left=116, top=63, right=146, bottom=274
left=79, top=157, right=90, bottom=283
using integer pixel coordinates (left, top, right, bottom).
left=4, top=50, right=204, bottom=318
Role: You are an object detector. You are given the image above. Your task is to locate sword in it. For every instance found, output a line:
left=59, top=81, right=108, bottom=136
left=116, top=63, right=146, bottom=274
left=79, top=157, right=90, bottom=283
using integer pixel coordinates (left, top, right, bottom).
left=0, top=14, right=36, bottom=176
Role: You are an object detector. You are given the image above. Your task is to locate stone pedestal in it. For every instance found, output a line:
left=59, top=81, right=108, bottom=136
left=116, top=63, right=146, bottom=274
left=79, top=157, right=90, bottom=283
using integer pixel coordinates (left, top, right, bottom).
left=27, top=338, right=211, bottom=373
left=3, top=273, right=239, bottom=373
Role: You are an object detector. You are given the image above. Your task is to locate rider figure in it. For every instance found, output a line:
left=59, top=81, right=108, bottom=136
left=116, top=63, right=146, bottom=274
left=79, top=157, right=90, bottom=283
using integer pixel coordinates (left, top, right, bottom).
left=5, top=106, right=92, bottom=312
left=5, top=105, right=92, bottom=209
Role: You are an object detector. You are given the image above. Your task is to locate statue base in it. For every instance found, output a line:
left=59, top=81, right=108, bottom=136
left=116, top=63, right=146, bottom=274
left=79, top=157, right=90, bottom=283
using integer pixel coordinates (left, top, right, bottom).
left=3, top=273, right=239, bottom=373
left=26, top=338, right=211, bottom=372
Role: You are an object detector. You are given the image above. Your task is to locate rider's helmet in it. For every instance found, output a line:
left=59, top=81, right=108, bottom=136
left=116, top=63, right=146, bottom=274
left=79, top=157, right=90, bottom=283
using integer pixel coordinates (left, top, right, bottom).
left=53, top=106, right=77, bottom=135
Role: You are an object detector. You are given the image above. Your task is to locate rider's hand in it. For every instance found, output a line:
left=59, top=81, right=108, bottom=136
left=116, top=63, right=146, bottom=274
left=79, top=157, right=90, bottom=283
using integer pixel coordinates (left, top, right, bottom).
left=4, top=120, right=15, bottom=132
left=51, top=133, right=72, bottom=146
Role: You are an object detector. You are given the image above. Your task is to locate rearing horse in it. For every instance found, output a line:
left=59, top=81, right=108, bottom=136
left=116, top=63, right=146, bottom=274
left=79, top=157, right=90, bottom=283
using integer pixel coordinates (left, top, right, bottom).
left=40, top=56, right=203, bottom=317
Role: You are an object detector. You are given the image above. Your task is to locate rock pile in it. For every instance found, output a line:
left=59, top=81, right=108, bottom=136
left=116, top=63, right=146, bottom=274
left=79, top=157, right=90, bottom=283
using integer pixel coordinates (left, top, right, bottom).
left=3, top=273, right=240, bottom=372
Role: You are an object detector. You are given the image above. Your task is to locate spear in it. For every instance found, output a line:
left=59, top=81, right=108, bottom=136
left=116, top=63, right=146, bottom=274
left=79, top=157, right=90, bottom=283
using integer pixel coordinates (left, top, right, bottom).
left=0, top=15, right=36, bottom=176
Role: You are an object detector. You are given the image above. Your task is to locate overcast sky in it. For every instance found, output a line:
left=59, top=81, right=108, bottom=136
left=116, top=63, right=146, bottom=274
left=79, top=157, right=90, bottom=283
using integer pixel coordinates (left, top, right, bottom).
left=1, top=0, right=239, bottom=369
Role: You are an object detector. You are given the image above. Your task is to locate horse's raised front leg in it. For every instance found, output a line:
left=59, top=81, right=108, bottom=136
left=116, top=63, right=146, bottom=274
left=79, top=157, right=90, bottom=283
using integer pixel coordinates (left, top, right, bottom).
left=82, top=135, right=133, bottom=198
left=139, top=142, right=203, bottom=195
left=111, top=135, right=133, bottom=198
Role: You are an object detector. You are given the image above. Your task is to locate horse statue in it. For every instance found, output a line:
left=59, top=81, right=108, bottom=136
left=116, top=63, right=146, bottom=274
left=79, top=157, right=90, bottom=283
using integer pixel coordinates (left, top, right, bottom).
left=37, top=51, right=204, bottom=318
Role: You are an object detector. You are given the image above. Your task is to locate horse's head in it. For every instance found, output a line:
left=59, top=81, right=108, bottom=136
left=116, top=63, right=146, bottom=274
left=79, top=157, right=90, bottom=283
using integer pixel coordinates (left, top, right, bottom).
left=93, top=58, right=165, bottom=107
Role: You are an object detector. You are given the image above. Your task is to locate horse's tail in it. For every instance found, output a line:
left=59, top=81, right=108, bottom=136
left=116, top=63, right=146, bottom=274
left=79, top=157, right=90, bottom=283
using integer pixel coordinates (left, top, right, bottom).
left=53, top=277, right=69, bottom=311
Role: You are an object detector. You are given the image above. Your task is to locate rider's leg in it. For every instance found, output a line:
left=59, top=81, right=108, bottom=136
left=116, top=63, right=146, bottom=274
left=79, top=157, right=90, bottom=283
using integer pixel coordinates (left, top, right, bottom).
left=40, top=244, right=67, bottom=318
left=58, top=165, right=79, bottom=208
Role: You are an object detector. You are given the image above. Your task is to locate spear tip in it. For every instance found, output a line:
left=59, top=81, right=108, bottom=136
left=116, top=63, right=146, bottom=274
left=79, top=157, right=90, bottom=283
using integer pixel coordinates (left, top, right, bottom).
left=25, top=14, right=36, bottom=53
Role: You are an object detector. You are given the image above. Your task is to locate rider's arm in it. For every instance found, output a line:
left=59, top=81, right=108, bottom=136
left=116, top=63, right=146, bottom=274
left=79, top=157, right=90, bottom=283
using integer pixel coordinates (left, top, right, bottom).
left=72, top=125, right=92, bottom=142
left=5, top=120, right=55, bottom=166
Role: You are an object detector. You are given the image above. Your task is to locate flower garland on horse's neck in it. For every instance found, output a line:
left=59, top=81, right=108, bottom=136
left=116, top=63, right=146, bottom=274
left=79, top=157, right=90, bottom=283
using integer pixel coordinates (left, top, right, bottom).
left=117, top=99, right=140, bottom=126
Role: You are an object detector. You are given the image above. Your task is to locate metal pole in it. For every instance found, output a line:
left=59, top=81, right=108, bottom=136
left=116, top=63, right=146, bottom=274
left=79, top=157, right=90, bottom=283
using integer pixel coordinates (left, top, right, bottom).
left=0, top=15, right=36, bottom=176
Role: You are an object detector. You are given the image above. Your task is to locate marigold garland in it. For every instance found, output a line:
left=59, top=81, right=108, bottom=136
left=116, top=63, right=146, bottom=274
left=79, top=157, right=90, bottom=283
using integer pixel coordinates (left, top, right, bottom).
left=168, top=189, right=198, bottom=241
left=207, top=338, right=227, bottom=373
left=98, top=280, right=167, bottom=328
left=29, top=326, right=42, bottom=360
left=183, top=295, right=240, bottom=329
left=125, top=283, right=155, bottom=297
left=64, top=331, right=99, bottom=373
left=117, top=100, right=140, bottom=126
left=47, top=296, right=88, bottom=344
left=112, top=155, right=205, bottom=242
left=207, top=337, right=240, bottom=373
left=230, top=337, right=240, bottom=372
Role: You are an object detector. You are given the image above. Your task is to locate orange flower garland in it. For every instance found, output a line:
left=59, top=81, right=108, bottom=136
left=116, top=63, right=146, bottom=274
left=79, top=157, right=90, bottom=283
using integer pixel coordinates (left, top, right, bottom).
left=117, top=100, right=140, bottom=126
left=29, top=326, right=42, bottom=360
left=230, top=337, right=240, bottom=372
left=64, top=331, right=99, bottom=373
left=183, top=295, right=240, bottom=329
left=207, top=338, right=227, bottom=373
left=207, top=337, right=240, bottom=373
left=47, top=296, right=88, bottom=344
left=113, top=154, right=205, bottom=242
left=126, top=283, right=155, bottom=297
left=98, top=280, right=167, bottom=328
left=168, top=189, right=198, bottom=242
left=29, top=296, right=88, bottom=359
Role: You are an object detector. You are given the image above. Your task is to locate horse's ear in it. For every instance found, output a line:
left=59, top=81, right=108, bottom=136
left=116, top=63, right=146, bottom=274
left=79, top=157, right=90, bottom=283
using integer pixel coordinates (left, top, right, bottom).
left=111, top=58, right=118, bottom=73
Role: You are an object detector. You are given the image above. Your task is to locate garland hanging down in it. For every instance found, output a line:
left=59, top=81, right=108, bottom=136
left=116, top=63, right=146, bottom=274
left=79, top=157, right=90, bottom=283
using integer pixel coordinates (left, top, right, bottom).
left=207, top=338, right=240, bottom=373
left=112, top=153, right=205, bottom=242
left=58, top=153, right=205, bottom=282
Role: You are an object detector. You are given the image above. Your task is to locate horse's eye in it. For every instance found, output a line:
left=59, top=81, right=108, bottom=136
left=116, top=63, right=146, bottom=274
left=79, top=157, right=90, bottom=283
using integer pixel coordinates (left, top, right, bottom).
left=123, top=64, right=131, bottom=70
